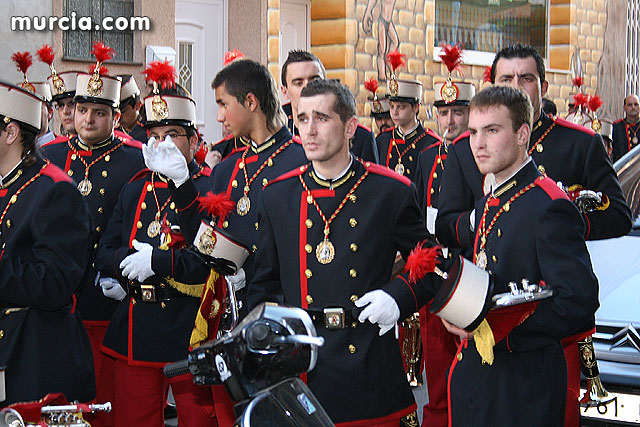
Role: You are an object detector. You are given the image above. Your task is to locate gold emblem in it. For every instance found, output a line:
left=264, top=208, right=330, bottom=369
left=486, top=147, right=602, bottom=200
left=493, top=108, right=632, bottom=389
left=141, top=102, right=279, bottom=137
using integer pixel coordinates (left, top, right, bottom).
left=237, top=195, right=251, bottom=216
left=51, top=73, right=66, bottom=94
left=147, top=219, right=161, bottom=238
left=475, top=249, right=487, bottom=270
left=372, top=98, right=382, bottom=114
left=21, top=82, right=36, bottom=93
left=152, top=95, right=169, bottom=121
left=77, top=178, right=93, bottom=196
left=316, top=239, right=335, bottom=264
left=87, top=74, right=104, bottom=97
left=440, top=78, right=459, bottom=104
left=395, top=163, right=405, bottom=175
left=197, top=226, right=217, bottom=255
left=591, top=119, right=602, bottom=134
left=634, top=136, right=639, bottom=145
left=389, top=77, right=399, bottom=97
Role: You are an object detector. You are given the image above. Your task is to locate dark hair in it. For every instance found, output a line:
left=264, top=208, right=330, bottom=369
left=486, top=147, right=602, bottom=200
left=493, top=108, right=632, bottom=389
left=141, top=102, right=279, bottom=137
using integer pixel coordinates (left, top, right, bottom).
left=491, top=44, right=546, bottom=85
left=281, top=50, right=326, bottom=87
left=213, top=59, right=284, bottom=131
left=542, top=98, right=557, bottom=116
left=300, top=79, right=356, bottom=123
left=0, top=115, right=39, bottom=166
left=470, top=86, right=533, bottom=133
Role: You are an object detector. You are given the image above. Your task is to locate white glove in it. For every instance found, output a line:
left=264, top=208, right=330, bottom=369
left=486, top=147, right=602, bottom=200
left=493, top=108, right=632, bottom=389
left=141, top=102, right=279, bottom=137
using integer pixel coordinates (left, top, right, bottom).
left=119, top=240, right=155, bottom=282
left=99, top=277, right=127, bottom=301
left=355, top=290, right=400, bottom=336
left=226, top=268, right=246, bottom=291
left=142, top=136, right=190, bottom=187
left=469, top=209, right=476, bottom=232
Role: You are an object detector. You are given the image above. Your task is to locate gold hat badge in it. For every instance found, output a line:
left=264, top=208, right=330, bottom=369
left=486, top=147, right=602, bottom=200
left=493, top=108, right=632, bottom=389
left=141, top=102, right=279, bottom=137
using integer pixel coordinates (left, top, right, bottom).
left=587, top=94, right=603, bottom=133
left=11, top=51, right=35, bottom=93
left=386, top=49, right=406, bottom=97
left=142, top=59, right=177, bottom=121
left=36, top=44, right=65, bottom=94
left=87, top=42, right=116, bottom=97
left=439, top=43, right=464, bottom=104
left=365, top=77, right=383, bottom=113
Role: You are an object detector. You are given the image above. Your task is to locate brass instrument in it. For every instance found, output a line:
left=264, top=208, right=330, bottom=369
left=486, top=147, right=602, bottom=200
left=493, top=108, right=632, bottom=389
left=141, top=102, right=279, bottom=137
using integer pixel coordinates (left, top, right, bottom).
left=0, top=402, right=111, bottom=427
left=578, top=336, right=615, bottom=406
left=401, top=312, right=423, bottom=387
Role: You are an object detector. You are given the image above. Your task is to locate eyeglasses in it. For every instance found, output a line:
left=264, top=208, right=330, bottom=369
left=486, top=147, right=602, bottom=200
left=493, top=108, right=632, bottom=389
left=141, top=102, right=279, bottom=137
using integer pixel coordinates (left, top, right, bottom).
left=151, top=133, right=189, bottom=142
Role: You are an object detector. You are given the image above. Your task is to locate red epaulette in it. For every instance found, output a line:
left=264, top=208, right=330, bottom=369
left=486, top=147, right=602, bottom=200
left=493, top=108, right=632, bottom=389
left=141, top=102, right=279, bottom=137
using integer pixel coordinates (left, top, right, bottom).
left=42, top=162, right=73, bottom=183
left=613, top=118, right=624, bottom=124
left=451, top=130, right=470, bottom=146
left=357, top=123, right=372, bottom=133
left=363, top=161, right=412, bottom=186
left=426, top=128, right=442, bottom=142
left=379, top=126, right=394, bottom=135
left=422, top=139, right=442, bottom=153
left=41, top=134, right=71, bottom=147
left=534, top=175, right=569, bottom=201
left=129, top=168, right=152, bottom=183
left=266, top=164, right=309, bottom=188
left=292, top=135, right=303, bottom=145
left=200, top=166, right=212, bottom=177
left=212, top=134, right=235, bottom=147
left=553, top=117, right=596, bottom=136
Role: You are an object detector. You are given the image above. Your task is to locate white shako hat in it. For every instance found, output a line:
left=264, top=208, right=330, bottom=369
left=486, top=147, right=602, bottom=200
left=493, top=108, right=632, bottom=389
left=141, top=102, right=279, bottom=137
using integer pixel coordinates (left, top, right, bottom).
left=194, top=221, right=250, bottom=272
left=434, top=81, right=476, bottom=107
left=0, top=81, right=43, bottom=132
left=35, top=44, right=80, bottom=102
left=74, top=42, right=121, bottom=108
left=120, top=75, right=141, bottom=103
left=142, top=60, right=196, bottom=129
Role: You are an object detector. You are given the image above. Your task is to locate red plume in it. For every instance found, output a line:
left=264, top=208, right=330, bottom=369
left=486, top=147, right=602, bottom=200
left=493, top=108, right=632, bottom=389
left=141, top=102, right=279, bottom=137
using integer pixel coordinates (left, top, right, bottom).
left=364, top=77, right=379, bottom=95
left=482, top=65, right=492, bottom=83
left=195, top=144, right=208, bottom=164
left=91, top=41, right=115, bottom=63
left=88, top=64, right=109, bottom=76
left=573, top=92, right=589, bottom=109
left=143, top=60, right=176, bottom=90
left=588, top=94, right=603, bottom=113
left=11, top=52, right=32, bottom=75
left=387, top=49, right=406, bottom=72
left=403, top=242, right=442, bottom=284
left=197, top=191, right=235, bottom=223
left=223, top=49, right=245, bottom=66
left=439, top=43, right=463, bottom=74
left=572, top=76, right=583, bottom=89
left=36, top=44, right=55, bottom=66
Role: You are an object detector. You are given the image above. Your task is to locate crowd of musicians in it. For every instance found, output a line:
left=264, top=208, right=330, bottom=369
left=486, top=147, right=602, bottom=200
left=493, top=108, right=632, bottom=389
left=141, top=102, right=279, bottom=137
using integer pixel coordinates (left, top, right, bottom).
left=0, top=39, right=635, bottom=427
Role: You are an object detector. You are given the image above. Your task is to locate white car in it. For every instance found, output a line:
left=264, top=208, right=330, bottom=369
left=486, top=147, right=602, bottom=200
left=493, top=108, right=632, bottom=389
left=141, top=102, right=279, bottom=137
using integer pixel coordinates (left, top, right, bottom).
left=581, top=144, right=640, bottom=426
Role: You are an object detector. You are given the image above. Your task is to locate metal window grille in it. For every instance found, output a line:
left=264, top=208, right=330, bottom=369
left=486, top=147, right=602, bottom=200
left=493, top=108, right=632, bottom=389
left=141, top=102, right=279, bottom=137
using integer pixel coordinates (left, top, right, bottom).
left=178, top=42, right=193, bottom=95
left=627, top=0, right=640, bottom=95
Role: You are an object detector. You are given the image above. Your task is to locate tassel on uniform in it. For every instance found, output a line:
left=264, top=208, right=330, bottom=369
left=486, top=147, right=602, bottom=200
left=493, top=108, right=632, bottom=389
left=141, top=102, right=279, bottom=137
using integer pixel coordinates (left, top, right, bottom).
left=472, top=319, right=496, bottom=365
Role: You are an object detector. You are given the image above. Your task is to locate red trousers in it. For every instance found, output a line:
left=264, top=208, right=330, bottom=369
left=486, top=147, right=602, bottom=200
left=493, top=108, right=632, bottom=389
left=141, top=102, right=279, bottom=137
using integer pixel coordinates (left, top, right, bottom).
left=84, top=321, right=116, bottom=427
left=114, top=358, right=217, bottom=427
left=421, top=305, right=457, bottom=427
left=212, top=384, right=236, bottom=427
left=563, top=340, right=580, bottom=427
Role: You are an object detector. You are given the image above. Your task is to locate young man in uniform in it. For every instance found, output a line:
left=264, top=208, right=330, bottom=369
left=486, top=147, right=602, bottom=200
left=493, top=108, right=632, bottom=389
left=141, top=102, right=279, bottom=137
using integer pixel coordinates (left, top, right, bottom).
left=435, top=44, right=630, bottom=426
left=248, top=78, right=440, bottom=426
left=143, top=58, right=307, bottom=425
left=376, top=77, right=440, bottom=182
left=443, top=85, right=598, bottom=427
left=612, top=94, right=640, bottom=162
left=95, top=78, right=217, bottom=426
left=41, top=43, right=145, bottom=426
left=281, top=50, right=379, bottom=163
left=116, top=74, right=148, bottom=143
left=0, top=81, right=95, bottom=404
left=412, top=79, right=474, bottom=426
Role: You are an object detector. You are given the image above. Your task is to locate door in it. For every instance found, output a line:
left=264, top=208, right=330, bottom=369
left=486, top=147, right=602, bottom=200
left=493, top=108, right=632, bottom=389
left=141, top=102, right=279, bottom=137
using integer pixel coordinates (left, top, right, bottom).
left=176, top=0, right=227, bottom=144
left=279, top=0, right=310, bottom=74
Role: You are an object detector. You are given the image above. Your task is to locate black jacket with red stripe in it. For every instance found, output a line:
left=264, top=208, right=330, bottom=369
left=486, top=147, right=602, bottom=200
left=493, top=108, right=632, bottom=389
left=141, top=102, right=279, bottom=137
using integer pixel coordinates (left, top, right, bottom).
left=248, top=158, right=440, bottom=424
left=0, top=158, right=95, bottom=404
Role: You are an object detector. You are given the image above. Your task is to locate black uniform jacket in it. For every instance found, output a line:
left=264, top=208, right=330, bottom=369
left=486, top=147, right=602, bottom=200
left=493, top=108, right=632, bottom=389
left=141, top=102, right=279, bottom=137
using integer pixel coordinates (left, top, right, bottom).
left=95, top=161, right=211, bottom=366
left=41, top=134, right=145, bottom=322
left=248, top=158, right=440, bottom=424
left=170, top=127, right=307, bottom=306
left=283, top=102, right=379, bottom=163
left=376, top=124, right=441, bottom=182
left=436, top=114, right=631, bottom=250
left=210, top=134, right=250, bottom=161
left=414, top=137, right=446, bottom=228
left=448, top=160, right=599, bottom=427
left=0, top=158, right=95, bottom=404
left=612, top=118, right=640, bottom=162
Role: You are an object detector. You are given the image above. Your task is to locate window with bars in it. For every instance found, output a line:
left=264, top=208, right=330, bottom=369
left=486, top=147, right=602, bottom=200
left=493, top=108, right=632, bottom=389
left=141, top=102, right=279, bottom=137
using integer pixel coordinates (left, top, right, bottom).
left=435, top=0, right=547, bottom=57
left=63, top=0, right=134, bottom=62
left=178, top=42, right=193, bottom=95
left=627, top=0, right=640, bottom=96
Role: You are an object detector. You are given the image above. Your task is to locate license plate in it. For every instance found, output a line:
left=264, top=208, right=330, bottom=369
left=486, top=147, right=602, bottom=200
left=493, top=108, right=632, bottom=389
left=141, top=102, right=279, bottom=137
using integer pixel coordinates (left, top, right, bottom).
left=580, top=388, right=640, bottom=424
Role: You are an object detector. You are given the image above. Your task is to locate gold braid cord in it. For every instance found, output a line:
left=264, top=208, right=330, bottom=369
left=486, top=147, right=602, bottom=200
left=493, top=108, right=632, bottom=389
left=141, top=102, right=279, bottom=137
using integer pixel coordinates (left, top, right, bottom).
left=166, top=278, right=205, bottom=298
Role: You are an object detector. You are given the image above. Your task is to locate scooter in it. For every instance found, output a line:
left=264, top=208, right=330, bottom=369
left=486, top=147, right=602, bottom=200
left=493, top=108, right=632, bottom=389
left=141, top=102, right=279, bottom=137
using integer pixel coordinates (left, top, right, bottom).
left=164, top=303, right=335, bottom=426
